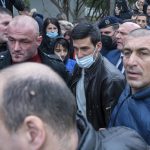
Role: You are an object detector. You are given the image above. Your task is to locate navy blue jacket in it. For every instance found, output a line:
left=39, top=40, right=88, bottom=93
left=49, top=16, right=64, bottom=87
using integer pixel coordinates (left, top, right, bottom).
left=105, top=49, right=121, bottom=66
left=109, top=84, right=150, bottom=144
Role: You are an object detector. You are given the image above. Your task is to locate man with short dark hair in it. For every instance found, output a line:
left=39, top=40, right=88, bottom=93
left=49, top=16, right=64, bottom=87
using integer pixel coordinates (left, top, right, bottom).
left=109, top=28, right=150, bottom=144
left=0, top=62, right=148, bottom=150
left=135, top=13, right=149, bottom=28
left=70, top=23, right=125, bottom=130
left=0, top=7, right=12, bottom=50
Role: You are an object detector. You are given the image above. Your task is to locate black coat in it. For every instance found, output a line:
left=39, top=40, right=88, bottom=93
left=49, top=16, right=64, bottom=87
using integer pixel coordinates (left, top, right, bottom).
left=77, top=113, right=149, bottom=150
left=70, top=54, right=125, bottom=130
left=0, top=50, right=69, bottom=83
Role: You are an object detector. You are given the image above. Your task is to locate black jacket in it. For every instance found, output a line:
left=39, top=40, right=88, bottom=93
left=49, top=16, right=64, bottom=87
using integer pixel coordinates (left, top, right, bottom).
left=32, top=12, right=44, bottom=35
left=70, top=54, right=125, bottom=130
left=77, top=113, right=149, bottom=150
left=0, top=43, right=8, bottom=52
left=0, top=50, right=69, bottom=83
left=0, top=0, right=25, bottom=14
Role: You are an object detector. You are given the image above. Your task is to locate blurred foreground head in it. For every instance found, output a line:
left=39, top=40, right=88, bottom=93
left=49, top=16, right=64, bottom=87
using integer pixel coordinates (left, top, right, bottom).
left=0, top=62, right=77, bottom=150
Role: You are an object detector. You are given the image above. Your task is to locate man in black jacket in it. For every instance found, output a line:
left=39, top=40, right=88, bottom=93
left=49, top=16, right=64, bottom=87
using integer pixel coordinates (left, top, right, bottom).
left=0, top=15, right=69, bottom=83
left=0, top=62, right=148, bottom=150
left=0, top=7, right=12, bottom=52
left=70, top=23, right=125, bottom=130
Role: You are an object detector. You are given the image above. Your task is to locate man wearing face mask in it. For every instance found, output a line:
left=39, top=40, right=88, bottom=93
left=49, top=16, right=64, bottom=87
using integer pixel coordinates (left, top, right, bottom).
left=70, top=23, right=125, bottom=130
left=98, top=16, right=122, bottom=57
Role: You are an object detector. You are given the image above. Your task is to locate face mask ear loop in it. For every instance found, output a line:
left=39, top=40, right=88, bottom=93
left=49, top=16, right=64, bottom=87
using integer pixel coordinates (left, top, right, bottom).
left=93, top=46, right=97, bottom=61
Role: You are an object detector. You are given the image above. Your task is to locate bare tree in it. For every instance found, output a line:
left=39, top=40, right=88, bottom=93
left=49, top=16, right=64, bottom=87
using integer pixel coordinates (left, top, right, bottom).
left=42, top=0, right=133, bottom=22
left=110, top=0, right=116, bottom=15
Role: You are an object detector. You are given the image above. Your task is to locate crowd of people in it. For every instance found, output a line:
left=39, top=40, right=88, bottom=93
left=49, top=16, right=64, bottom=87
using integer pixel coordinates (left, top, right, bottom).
left=1, top=0, right=150, bottom=149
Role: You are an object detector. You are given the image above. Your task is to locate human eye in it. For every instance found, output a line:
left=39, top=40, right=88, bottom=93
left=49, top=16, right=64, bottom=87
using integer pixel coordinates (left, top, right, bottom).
left=2, top=21, right=9, bottom=26
left=104, top=31, right=111, bottom=35
left=137, top=19, right=141, bottom=23
left=73, top=47, right=78, bottom=52
left=139, top=50, right=150, bottom=56
left=48, top=27, right=52, bottom=30
left=55, top=49, right=61, bottom=53
left=62, top=48, right=67, bottom=53
left=81, top=47, right=88, bottom=51
left=22, top=40, right=31, bottom=44
left=123, top=49, right=131, bottom=57
left=8, top=37, right=15, bottom=43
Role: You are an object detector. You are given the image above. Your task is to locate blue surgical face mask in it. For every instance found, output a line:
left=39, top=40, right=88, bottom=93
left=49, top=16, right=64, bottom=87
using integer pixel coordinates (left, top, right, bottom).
left=46, top=32, right=58, bottom=38
left=75, top=48, right=96, bottom=68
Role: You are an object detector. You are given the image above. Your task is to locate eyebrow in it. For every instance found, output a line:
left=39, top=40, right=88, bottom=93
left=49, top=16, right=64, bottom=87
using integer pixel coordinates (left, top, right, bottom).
left=123, top=47, right=150, bottom=51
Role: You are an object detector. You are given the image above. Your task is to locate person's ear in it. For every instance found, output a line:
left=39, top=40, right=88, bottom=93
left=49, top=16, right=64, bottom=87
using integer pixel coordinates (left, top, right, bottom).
left=96, top=41, right=102, bottom=52
left=23, top=116, right=46, bottom=150
left=36, top=35, right=42, bottom=46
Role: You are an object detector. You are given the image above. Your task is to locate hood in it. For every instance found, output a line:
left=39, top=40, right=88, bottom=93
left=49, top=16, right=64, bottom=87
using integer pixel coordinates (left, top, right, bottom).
left=32, top=12, right=44, bottom=20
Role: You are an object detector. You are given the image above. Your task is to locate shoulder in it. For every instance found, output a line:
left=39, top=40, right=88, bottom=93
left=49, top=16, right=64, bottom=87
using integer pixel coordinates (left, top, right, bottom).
left=98, top=127, right=148, bottom=150
left=103, top=57, right=124, bottom=80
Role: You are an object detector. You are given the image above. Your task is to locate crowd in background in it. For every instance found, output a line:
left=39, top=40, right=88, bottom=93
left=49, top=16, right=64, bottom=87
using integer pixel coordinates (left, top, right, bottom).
left=1, top=0, right=150, bottom=149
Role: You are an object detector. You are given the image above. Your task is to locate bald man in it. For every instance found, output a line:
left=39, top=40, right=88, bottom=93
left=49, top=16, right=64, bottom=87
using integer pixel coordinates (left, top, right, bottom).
left=0, top=15, right=69, bottom=83
left=106, top=22, right=141, bottom=74
left=0, top=62, right=148, bottom=150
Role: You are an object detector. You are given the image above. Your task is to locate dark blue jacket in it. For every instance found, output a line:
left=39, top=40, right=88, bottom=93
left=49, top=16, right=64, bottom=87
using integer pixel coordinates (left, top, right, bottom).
left=65, top=58, right=76, bottom=75
left=109, top=84, right=150, bottom=144
left=105, top=49, right=121, bottom=66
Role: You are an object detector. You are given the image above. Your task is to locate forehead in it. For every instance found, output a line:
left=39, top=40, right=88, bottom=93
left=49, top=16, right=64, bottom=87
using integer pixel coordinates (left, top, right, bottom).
left=73, top=37, right=92, bottom=47
left=0, top=14, right=12, bottom=23
left=136, top=16, right=147, bottom=20
left=118, top=24, right=134, bottom=34
left=55, top=44, right=65, bottom=49
left=100, top=26, right=113, bottom=32
left=139, top=0, right=144, bottom=2
left=8, top=23, right=36, bottom=39
left=124, top=36, right=150, bottom=48
left=47, top=23, right=57, bottom=28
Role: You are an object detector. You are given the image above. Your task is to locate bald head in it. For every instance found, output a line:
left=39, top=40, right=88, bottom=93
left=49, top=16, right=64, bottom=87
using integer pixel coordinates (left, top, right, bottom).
left=7, top=15, right=42, bottom=63
left=128, top=28, right=150, bottom=37
left=121, top=22, right=141, bottom=33
left=116, top=22, right=141, bottom=50
left=0, top=62, right=77, bottom=150
left=8, top=15, right=39, bottom=34
left=0, top=62, right=62, bottom=85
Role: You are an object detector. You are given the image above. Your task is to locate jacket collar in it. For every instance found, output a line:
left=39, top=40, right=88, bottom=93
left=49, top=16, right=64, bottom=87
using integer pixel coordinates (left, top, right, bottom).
left=125, top=84, right=150, bottom=100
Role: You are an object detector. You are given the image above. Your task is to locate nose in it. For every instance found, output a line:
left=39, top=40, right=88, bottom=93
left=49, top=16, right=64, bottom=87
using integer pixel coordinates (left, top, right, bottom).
left=61, top=51, right=66, bottom=57
left=75, top=49, right=83, bottom=59
left=126, top=53, right=137, bottom=66
left=51, top=28, right=56, bottom=32
left=101, top=32, right=105, bottom=36
left=116, top=32, right=121, bottom=39
left=14, top=41, right=20, bottom=51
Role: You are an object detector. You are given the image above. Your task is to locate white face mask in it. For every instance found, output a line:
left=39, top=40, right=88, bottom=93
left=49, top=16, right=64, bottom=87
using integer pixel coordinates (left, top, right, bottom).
left=75, top=48, right=96, bottom=68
